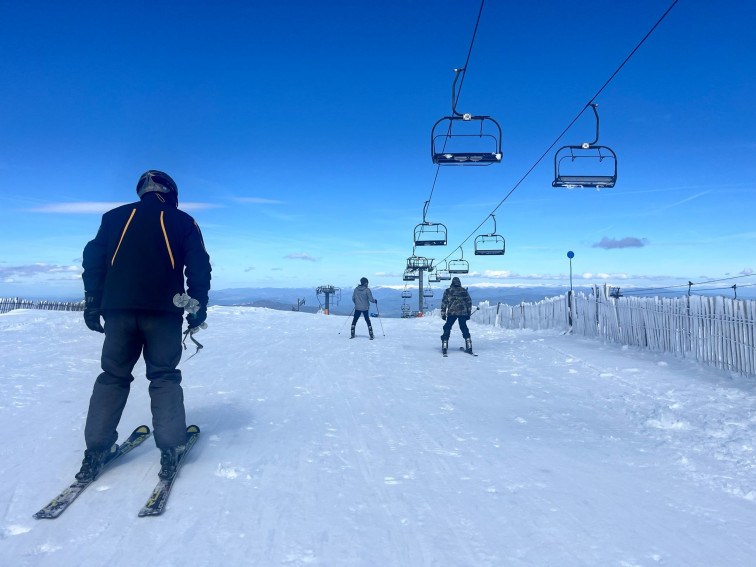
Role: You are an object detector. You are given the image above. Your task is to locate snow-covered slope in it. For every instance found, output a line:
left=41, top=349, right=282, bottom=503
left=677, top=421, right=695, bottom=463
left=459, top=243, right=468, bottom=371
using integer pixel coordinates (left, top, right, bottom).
left=1, top=307, right=755, bottom=566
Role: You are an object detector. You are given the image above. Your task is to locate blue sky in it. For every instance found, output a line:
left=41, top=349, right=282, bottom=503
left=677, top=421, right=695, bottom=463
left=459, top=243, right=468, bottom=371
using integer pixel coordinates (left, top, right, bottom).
left=1, top=0, right=755, bottom=299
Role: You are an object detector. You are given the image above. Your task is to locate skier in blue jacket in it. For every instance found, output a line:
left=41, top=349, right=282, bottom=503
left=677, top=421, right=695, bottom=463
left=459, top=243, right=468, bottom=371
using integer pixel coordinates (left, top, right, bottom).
left=351, top=277, right=378, bottom=339
left=78, top=170, right=211, bottom=482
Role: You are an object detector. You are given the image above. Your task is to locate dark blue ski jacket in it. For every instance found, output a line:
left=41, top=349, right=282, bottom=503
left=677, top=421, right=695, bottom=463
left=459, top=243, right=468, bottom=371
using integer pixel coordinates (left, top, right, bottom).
left=82, top=192, right=211, bottom=312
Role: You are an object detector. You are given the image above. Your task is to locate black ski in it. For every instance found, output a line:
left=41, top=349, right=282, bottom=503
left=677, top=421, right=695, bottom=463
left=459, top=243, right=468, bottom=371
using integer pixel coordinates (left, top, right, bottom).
left=138, top=425, right=200, bottom=517
left=34, top=425, right=151, bottom=519
left=459, top=347, right=478, bottom=356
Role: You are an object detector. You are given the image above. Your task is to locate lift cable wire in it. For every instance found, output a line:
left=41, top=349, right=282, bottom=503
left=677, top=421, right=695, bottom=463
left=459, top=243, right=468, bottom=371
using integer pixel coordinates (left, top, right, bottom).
left=437, top=0, right=680, bottom=266
left=424, top=0, right=486, bottom=211
left=619, top=272, right=756, bottom=296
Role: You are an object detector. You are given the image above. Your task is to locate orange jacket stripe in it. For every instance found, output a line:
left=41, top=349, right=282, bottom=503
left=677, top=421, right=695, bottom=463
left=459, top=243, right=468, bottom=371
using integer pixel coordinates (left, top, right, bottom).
left=111, top=208, right=137, bottom=266
left=160, top=211, right=175, bottom=269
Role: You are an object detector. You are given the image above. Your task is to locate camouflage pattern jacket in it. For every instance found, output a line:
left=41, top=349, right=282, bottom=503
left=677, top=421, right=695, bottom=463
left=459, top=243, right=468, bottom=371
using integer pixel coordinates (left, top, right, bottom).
left=441, top=278, right=472, bottom=318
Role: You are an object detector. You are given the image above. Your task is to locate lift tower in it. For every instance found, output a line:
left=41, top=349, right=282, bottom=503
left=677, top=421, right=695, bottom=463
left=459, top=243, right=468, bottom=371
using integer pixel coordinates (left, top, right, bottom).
left=316, top=285, right=340, bottom=315
left=406, top=255, right=434, bottom=315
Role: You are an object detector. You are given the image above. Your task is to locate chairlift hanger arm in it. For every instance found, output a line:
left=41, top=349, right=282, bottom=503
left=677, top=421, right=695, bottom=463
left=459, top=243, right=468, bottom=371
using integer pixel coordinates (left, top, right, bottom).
left=451, top=67, right=465, bottom=117
left=584, top=103, right=600, bottom=148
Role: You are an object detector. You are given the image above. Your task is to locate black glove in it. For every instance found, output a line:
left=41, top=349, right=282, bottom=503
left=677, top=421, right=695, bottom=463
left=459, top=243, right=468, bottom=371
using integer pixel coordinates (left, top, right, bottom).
left=186, top=304, right=207, bottom=329
left=83, top=292, right=104, bottom=333
left=441, top=313, right=447, bottom=321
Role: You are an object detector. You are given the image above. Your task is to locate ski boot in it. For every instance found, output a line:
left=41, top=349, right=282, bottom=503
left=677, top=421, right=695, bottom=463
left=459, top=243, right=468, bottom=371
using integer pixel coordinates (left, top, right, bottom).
left=74, top=444, right=117, bottom=482
left=350, top=325, right=355, bottom=339
left=465, top=337, right=473, bottom=354
left=158, top=444, right=186, bottom=480
left=369, top=327, right=374, bottom=340
left=441, top=338, right=448, bottom=356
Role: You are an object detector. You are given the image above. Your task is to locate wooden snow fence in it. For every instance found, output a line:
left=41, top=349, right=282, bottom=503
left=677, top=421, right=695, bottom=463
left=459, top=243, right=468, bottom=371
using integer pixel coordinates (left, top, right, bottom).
left=0, top=297, right=85, bottom=315
left=571, top=290, right=756, bottom=377
left=445, top=288, right=756, bottom=377
left=470, top=296, right=571, bottom=332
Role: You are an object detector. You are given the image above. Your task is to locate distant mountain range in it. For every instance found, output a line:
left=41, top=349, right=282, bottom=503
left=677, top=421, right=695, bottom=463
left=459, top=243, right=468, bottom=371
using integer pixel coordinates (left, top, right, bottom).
left=209, top=283, right=756, bottom=318
left=211, top=285, right=594, bottom=318
left=14, top=283, right=750, bottom=319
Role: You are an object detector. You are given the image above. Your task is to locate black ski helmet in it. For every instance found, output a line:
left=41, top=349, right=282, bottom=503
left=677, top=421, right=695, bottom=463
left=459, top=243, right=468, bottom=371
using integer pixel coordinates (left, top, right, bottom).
left=360, top=277, right=368, bottom=286
left=136, top=170, right=178, bottom=198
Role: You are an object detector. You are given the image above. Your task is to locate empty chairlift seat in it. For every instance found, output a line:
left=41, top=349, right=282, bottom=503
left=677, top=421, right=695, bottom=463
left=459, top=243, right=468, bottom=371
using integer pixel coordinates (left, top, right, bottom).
left=403, top=268, right=418, bottom=281
left=474, top=214, right=506, bottom=255
left=406, top=255, right=434, bottom=271
left=431, top=115, right=502, bottom=165
left=414, top=222, right=448, bottom=247
left=431, top=68, right=503, bottom=166
left=474, top=234, right=506, bottom=255
left=553, top=103, right=617, bottom=189
left=447, top=259, right=469, bottom=274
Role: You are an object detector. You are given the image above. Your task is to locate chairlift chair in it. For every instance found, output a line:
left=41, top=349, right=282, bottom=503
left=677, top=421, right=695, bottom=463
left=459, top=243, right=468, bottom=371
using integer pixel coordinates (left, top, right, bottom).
left=448, top=259, right=469, bottom=274
left=401, top=287, right=412, bottom=299
left=553, top=103, right=617, bottom=189
left=474, top=214, right=506, bottom=256
left=423, top=287, right=434, bottom=298
left=436, top=262, right=452, bottom=280
left=431, top=69, right=503, bottom=166
left=413, top=201, right=448, bottom=246
left=414, top=222, right=448, bottom=246
left=403, top=268, right=418, bottom=282
left=448, top=248, right=469, bottom=274
left=406, top=254, right=434, bottom=272
left=428, top=271, right=441, bottom=283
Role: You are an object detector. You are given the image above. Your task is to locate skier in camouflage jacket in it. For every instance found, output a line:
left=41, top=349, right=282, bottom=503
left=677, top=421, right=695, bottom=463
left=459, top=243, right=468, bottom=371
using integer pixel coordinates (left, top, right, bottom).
left=440, top=277, right=474, bottom=353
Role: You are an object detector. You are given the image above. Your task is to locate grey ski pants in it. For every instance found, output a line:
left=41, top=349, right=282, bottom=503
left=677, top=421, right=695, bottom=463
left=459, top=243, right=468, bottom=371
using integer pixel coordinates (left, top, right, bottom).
left=84, top=310, right=187, bottom=451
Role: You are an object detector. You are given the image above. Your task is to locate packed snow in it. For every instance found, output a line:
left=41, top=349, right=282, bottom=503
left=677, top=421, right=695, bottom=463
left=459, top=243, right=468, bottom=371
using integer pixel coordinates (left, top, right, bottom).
left=1, top=306, right=755, bottom=566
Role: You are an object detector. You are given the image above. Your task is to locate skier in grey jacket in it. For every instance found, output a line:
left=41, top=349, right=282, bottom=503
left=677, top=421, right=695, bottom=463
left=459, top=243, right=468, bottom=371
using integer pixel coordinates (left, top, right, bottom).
left=351, top=277, right=378, bottom=339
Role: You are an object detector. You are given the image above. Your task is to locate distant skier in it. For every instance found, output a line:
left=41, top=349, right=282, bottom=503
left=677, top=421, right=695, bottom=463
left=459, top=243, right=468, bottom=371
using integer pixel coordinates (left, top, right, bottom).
left=440, top=276, right=473, bottom=355
left=351, top=277, right=378, bottom=339
left=78, top=170, right=211, bottom=482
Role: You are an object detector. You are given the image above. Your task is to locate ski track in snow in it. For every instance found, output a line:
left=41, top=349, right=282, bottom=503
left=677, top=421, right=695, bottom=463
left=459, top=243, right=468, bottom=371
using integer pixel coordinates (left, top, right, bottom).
left=1, top=307, right=755, bottom=566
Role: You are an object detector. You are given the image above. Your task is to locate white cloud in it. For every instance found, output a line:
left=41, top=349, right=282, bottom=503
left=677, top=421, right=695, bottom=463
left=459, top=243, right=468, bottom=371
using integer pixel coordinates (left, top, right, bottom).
left=481, top=270, right=513, bottom=279
left=0, top=263, right=82, bottom=281
left=581, top=272, right=629, bottom=280
left=26, top=202, right=220, bottom=213
left=27, top=202, right=129, bottom=214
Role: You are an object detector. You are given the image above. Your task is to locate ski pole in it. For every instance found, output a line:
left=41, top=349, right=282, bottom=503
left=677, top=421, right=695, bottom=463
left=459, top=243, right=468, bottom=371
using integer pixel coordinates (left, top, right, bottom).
left=338, top=308, right=355, bottom=334
left=375, top=301, right=385, bottom=336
